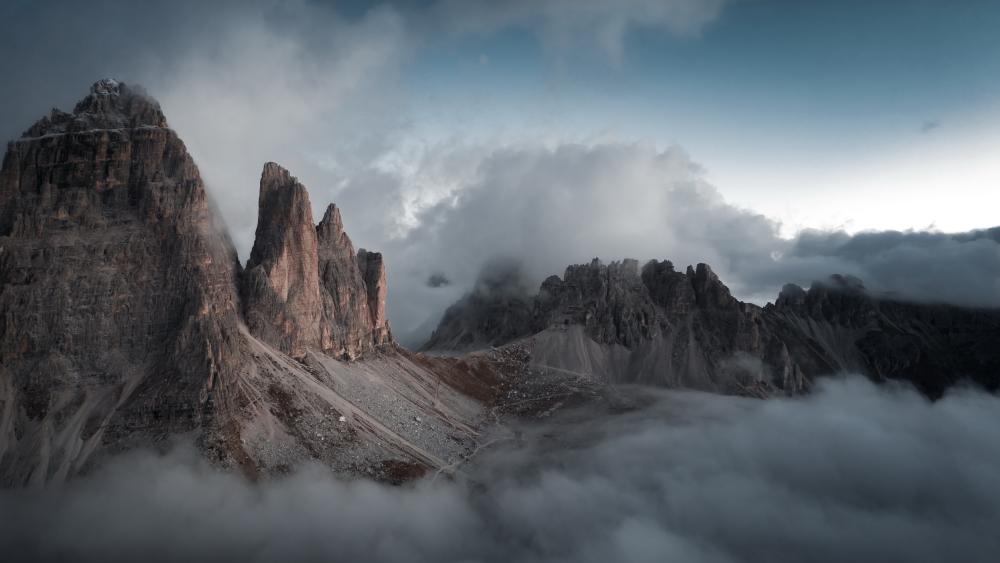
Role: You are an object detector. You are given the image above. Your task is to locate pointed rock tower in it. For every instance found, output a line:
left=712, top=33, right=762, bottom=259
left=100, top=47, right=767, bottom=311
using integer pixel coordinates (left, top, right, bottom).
left=241, top=163, right=323, bottom=359
left=0, top=80, right=248, bottom=485
left=243, top=164, right=391, bottom=359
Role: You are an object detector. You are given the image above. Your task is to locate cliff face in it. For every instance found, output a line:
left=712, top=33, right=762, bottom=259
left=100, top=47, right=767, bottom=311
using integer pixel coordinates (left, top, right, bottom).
left=356, top=248, right=392, bottom=347
left=0, top=80, right=485, bottom=488
left=0, top=79, right=248, bottom=485
left=425, top=258, right=1000, bottom=397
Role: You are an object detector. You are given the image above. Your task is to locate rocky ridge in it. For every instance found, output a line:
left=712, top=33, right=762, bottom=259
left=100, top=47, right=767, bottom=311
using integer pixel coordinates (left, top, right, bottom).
left=425, top=258, right=1000, bottom=398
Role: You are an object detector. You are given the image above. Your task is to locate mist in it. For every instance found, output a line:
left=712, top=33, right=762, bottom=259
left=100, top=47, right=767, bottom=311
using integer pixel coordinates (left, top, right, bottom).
left=2, top=377, right=997, bottom=563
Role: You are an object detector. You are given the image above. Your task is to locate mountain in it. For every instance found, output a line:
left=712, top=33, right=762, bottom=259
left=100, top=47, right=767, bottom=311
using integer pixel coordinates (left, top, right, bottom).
left=424, top=259, right=1000, bottom=398
left=241, top=163, right=391, bottom=360
left=0, top=80, right=496, bottom=487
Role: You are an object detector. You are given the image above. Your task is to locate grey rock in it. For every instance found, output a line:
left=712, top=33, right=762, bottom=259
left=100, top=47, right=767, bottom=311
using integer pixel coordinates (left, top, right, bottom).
left=425, top=258, right=1000, bottom=398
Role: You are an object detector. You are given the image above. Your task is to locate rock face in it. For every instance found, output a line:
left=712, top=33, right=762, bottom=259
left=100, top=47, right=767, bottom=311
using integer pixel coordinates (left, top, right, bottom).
left=242, top=166, right=391, bottom=360
left=535, top=259, right=657, bottom=348
left=356, top=248, right=392, bottom=347
left=766, top=277, right=1000, bottom=398
left=316, top=205, right=385, bottom=358
left=0, top=79, right=248, bottom=485
left=0, top=80, right=483, bottom=488
left=425, top=258, right=1000, bottom=397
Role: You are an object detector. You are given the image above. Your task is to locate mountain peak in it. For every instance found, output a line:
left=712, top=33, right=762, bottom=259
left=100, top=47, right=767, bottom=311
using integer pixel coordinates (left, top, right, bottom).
left=22, top=79, right=167, bottom=138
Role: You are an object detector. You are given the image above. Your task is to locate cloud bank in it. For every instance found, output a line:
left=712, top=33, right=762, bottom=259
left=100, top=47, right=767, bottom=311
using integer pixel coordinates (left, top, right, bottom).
left=1, top=377, right=997, bottom=562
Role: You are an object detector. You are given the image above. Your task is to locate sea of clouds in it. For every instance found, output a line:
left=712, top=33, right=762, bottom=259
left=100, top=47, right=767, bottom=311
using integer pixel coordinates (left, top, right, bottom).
left=2, top=376, right=997, bottom=563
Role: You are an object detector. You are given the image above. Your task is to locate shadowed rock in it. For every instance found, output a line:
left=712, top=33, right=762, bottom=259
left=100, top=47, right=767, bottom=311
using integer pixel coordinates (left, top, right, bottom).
left=317, top=205, right=391, bottom=358
left=242, top=163, right=323, bottom=359
left=425, top=257, right=1000, bottom=398
left=0, top=79, right=248, bottom=485
left=357, top=248, right=392, bottom=348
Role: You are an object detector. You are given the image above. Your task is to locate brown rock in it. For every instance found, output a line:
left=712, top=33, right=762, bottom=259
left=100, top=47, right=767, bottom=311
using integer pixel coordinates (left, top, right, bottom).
left=242, top=163, right=322, bottom=359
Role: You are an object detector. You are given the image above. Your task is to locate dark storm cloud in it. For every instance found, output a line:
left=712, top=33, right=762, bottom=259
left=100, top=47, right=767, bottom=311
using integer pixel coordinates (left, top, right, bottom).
left=0, top=0, right=268, bottom=139
left=1, top=377, right=997, bottom=562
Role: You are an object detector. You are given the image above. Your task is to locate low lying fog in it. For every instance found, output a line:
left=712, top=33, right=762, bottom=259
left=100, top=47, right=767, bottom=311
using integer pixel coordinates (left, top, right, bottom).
left=2, top=377, right=997, bottom=563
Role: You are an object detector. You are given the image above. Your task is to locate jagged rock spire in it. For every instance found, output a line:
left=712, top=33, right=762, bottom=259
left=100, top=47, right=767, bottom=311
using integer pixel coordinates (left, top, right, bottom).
left=242, top=163, right=323, bottom=359
left=0, top=80, right=247, bottom=485
left=243, top=164, right=392, bottom=359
